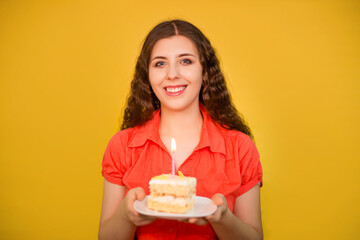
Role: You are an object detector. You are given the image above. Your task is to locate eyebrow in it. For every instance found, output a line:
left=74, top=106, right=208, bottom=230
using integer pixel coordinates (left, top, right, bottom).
left=151, top=53, right=196, bottom=62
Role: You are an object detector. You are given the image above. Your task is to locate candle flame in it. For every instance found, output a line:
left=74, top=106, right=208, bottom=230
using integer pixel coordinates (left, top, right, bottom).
left=171, top=138, right=176, bottom=153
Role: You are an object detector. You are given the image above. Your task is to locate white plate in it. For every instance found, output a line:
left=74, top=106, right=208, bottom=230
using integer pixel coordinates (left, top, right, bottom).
left=134, top=196, right=217, bottom=220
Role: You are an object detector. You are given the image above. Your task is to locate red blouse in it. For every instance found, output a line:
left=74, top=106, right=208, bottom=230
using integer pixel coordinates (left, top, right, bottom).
left=102, top=105, right=263, bottom=239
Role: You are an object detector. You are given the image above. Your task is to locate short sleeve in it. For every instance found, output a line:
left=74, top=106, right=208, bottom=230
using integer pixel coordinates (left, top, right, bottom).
left=237, top=136, right=263, bottom=196
left=101, top=132, right=128, bottom=185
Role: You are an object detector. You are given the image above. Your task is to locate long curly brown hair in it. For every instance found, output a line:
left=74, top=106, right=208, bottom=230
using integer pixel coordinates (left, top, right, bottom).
left=121, top=19, right=253, bottom=138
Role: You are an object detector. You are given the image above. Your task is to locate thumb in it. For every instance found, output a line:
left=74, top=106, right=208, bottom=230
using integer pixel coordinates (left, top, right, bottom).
left=133, top=187, right=146, bottom=201
left=126, top=187, right=146, bottom=217
left=212, top=194, right=224, bottom=207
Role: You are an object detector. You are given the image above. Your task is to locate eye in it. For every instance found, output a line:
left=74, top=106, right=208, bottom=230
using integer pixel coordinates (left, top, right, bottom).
left=181, top=59, right=192, bottom=64
left=155, top=61, right=165, bottom=67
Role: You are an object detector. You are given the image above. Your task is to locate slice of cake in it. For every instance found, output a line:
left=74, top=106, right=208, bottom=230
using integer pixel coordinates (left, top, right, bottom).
left=147, top=172, right=196, bottom=213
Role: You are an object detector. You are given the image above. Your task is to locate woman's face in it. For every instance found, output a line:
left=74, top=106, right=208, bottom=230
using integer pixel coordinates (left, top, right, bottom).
left=148, top=35, right=203, bottom=112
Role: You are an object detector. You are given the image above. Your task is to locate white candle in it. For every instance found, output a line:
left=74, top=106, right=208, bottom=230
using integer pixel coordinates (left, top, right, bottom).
left=171, top=138, right=176, bottom=176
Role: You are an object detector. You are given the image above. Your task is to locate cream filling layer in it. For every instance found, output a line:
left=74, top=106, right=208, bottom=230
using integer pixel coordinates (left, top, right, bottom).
left=149, top=195, right=195, bottom=206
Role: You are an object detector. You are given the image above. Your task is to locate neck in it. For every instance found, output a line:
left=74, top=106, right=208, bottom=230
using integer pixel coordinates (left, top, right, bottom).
left=159, top=104, right=203, bottom=139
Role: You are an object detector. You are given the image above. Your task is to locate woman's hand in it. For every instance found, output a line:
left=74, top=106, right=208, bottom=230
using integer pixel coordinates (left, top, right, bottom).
left=119, top=187, right=156, bottom=226
left=186, top=193, right=229, bottom=225
left=206, top=194, right=229, bottom=223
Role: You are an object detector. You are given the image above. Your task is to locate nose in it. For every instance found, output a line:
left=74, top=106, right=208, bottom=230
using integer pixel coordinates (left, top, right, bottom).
left=167, top=63, right=179, bottom=80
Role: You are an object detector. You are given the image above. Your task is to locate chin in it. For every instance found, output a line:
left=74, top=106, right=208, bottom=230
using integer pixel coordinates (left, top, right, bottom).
left=161, top=101, right=200, bottom=112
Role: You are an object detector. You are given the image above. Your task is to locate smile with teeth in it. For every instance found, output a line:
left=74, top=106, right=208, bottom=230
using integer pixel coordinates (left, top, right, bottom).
left=165, top=86, right=186, bottom=93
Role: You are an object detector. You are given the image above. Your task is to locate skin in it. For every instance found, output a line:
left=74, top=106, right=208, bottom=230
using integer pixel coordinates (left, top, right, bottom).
left=149, top=35, right=204, bottom=167
left=98, top=35, right=263, bottom=240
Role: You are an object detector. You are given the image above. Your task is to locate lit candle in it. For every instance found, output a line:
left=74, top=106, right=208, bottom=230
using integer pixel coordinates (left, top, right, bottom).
left=171, top=138, right=176, bottom=176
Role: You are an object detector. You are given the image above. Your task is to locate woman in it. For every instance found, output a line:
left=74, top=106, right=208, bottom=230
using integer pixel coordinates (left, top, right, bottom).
left=99, top=19, right=263, bottom=240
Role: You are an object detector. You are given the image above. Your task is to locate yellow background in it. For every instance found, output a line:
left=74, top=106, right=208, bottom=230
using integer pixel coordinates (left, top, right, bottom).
left=1, top=0, right=359, bottom=239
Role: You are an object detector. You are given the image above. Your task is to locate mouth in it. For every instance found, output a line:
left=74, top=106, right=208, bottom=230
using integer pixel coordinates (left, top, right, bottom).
left=164, top=85, right=187, bottom=96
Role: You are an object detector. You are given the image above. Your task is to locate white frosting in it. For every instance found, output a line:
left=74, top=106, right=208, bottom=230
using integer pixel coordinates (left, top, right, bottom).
left=149, top=179, right=196, bottom=186
left=149, top=174, right=196, bottom=186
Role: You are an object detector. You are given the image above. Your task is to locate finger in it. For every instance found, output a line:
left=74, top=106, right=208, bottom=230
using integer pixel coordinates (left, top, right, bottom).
left=126, top=188, right=145, bottom=216
left=211, top=194, right=224, bottom=207
left=188, top=218, right=196, bottom=224
left=139, top=215, right=156, bottom=223
left=133, top=187, right=146, bottom=201
left=132, top=214, right=157, bottom=226
left=139, top=213, right=156, bottom=220
left=205, top=215, right=212, bottom=221
left=188, top=218, right=208, bottom=226
left=177, top=218, right=189, bottom=223
left=136, top=218, right=156, bottom=226
left=205, top=207, right=221, bottom=222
